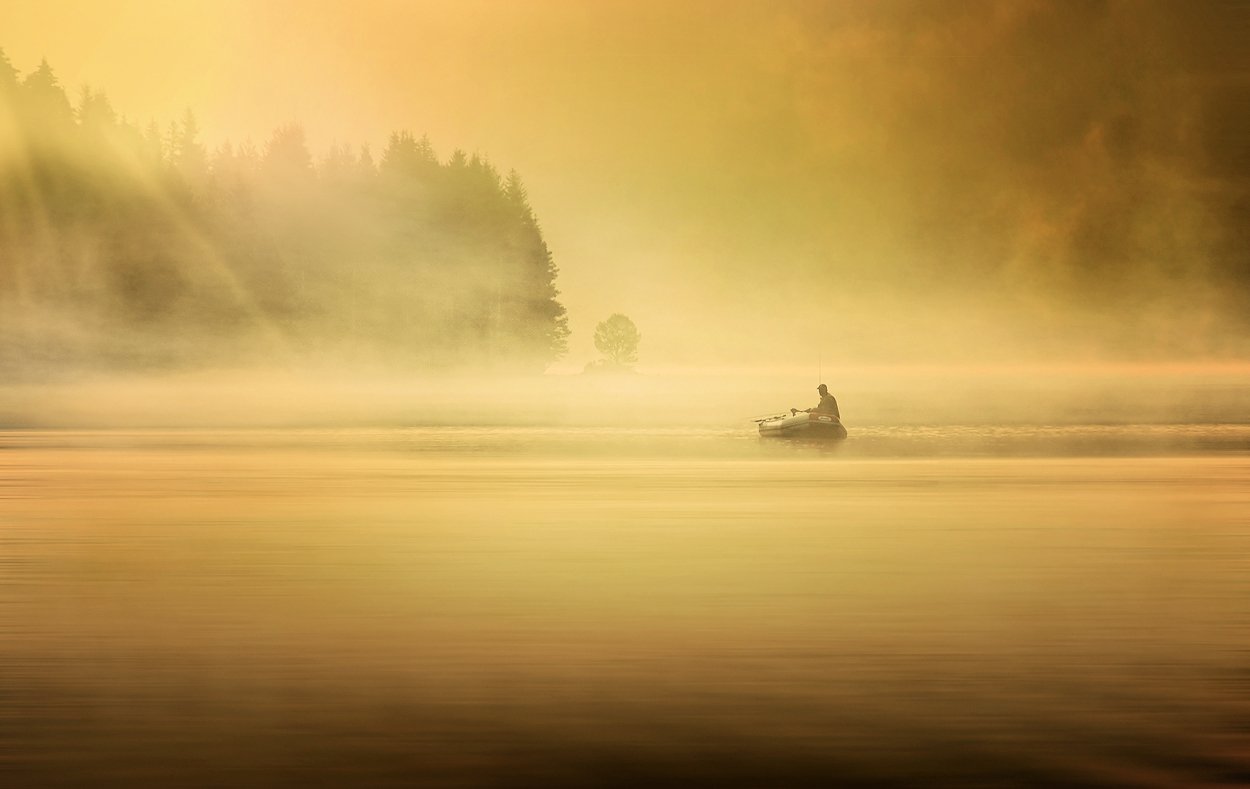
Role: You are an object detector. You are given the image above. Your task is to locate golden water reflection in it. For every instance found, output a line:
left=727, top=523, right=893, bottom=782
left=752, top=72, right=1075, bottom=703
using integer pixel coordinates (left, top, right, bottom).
left=2, top=429, right=1248, bottom=786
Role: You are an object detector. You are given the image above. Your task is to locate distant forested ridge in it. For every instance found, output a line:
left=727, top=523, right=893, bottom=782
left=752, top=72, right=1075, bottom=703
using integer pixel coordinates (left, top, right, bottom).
left=0, top=52, right=570, bottom=375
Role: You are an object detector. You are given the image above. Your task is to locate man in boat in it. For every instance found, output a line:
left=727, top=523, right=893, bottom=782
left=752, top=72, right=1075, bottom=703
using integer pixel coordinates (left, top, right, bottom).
left=792, top=384, right=840, bottom=418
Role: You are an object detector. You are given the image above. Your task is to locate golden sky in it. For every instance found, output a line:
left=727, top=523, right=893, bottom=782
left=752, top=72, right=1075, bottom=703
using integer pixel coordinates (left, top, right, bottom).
left=4, top=0, right=1247, bottom=366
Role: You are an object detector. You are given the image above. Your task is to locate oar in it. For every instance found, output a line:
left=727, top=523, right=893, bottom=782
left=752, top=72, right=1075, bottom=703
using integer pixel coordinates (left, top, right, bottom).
left=750, top=414, right=789, bottom=423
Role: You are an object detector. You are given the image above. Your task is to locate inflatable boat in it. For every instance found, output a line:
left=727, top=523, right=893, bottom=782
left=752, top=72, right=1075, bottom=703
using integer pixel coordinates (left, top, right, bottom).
left=757, top=411, right=848, bottom=439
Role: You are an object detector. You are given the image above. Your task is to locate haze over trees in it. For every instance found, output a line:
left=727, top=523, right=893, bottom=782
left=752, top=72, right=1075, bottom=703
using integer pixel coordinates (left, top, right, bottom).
left=0, top=51, right=570, bottom=377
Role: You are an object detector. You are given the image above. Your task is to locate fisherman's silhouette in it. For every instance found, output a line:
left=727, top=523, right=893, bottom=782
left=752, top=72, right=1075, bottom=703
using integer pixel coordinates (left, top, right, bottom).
left=791, top=384, right=840, bottom=417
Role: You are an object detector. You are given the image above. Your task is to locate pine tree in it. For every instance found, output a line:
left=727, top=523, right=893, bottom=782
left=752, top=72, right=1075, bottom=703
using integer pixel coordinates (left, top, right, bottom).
left=143, top=120, right=165, bottom=165
left=503, top=170, right=534, bottom=221
left=0, top=48, right=18, bottom=94
left=261, top=124, right=313, bottom=183
left=20, top=58, right=74, bottom=128
left=235, top=139, right=260, bottom=172
left=77, top=87, right=118, bottom=133
left=318, top=142, right=356, bottom=184
left=356, top=144, right=376, bottom=178
left=380, top=130, right=437, bottom=181
left=171, top=109, right=207, bottom=180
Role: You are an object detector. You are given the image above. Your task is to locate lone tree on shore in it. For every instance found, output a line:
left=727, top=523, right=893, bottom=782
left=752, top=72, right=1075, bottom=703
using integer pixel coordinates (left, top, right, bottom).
left=593, top=313, right=641, bottom=368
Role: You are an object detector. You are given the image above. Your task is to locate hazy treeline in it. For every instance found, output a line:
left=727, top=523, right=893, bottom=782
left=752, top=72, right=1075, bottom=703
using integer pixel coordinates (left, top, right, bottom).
left=0, top=52, right=570, bottom=377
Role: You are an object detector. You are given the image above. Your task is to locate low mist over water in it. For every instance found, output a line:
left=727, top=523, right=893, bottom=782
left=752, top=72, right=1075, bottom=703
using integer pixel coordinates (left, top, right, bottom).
left=2, top=366, right=1249, bottom=431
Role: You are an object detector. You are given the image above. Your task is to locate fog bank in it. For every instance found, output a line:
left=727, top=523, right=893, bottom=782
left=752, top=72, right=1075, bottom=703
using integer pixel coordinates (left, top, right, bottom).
left=3, top=365, right=1248, bottom=431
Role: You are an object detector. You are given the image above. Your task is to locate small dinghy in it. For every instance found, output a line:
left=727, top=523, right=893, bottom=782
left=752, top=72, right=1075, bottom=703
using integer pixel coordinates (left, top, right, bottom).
left=757, top=411, right=848, bottom=439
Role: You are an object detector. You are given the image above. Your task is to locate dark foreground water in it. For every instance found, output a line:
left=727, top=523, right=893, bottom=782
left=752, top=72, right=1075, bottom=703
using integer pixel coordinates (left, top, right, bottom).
left=2, top=426, right=1249, bottom=787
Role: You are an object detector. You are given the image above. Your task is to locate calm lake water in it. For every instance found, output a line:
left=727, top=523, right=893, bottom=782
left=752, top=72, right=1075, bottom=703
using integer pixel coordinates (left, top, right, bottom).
left=3, top=426, right=1249, bottom=787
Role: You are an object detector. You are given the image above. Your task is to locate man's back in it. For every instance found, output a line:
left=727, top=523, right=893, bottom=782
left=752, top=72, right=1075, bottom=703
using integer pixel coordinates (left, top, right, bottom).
left=815, top=393, right=840, bottom=418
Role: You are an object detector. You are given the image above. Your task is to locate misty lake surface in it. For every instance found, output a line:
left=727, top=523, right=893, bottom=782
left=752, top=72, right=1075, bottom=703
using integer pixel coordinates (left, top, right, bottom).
left=3, top=425, right=1249, bottom=787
